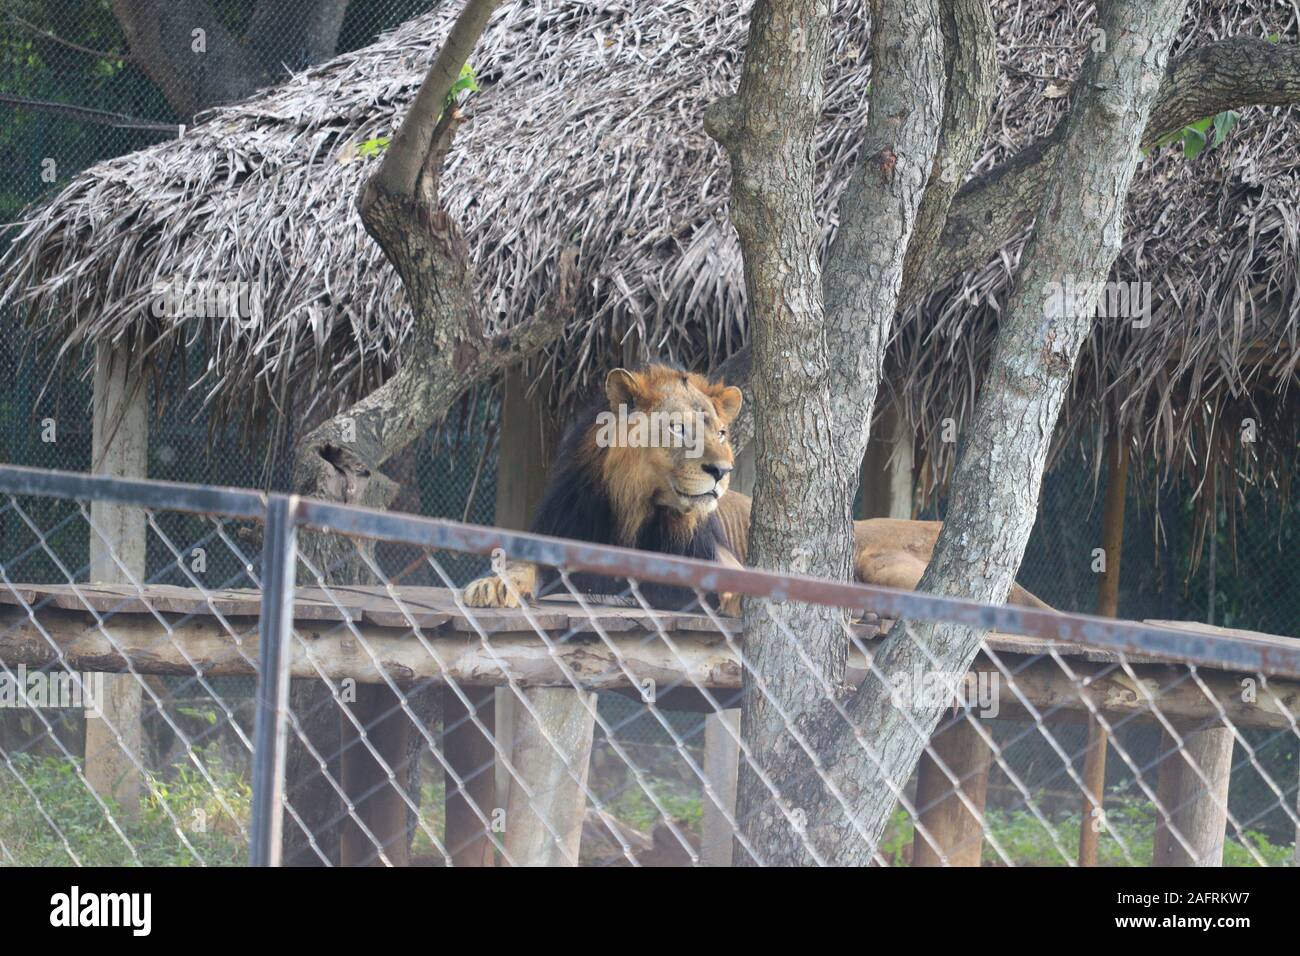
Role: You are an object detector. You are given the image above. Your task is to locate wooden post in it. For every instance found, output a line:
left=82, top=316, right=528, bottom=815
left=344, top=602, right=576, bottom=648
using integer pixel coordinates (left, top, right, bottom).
left=1152, top=723, right=1235, bottom=866
left=437, top=366, right=554, bottom=867
left=701, top=708, right=740, bottom=866
left=857, top=402, right=914, bottom=520
left=443, top=686, right=497, bottom=866
left=911, top=717, right=992, bottom=866
left=338, top=684, right=415, bottom=866
left=700, top=442, right=755, bottom=865
left=84, top=343, right=147, bottom=812
left=503, top=686, right=596, bottom=866
left=1079, top=430, right=1128, bottom=866
left=490, top=368, right=553, bottom=813
left=490, top=366, right=597, bottom=865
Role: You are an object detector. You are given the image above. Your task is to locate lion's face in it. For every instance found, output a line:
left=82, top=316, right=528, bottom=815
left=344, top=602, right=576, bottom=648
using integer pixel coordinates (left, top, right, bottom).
left=597, top=365, right=743, bottom=530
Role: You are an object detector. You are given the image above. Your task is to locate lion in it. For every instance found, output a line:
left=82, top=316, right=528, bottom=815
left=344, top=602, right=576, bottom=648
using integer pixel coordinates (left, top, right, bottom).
left=463, top=362, right=1050, bottom=613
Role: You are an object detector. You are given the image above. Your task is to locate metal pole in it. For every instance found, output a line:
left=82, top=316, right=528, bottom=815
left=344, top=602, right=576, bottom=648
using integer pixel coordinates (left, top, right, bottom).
left=249, top=494, right=298, bottom=866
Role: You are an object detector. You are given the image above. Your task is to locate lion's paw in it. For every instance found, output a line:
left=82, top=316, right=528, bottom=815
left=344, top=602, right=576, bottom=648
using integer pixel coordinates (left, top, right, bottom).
left=463, top=564, right=537, bottom=608
left=717, top=591, right=742, bottom=618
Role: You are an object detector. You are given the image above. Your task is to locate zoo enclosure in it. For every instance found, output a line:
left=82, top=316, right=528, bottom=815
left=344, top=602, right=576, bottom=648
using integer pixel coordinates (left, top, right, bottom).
left=1, top=464, right=1298, bottom=866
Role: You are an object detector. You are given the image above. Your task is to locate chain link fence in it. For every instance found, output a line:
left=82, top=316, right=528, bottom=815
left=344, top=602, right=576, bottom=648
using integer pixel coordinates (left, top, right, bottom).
left=2, top=0, right=1298, bottom=867
left=1, top=464, right=1296, bottom=866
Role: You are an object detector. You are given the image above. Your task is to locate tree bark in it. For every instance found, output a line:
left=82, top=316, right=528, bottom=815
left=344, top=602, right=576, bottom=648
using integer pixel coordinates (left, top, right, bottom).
left=705, top=0, right=840, bottom=867
left=708, top=0, right=944, bottom=866
left=809, top=0, right=1188, bottom=865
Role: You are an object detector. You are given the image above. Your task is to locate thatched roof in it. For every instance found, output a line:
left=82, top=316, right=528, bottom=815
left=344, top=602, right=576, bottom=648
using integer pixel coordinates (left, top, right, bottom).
left=892, top=0, right=1300, bottom=509
left=2, top=0, right=1297, bottom=503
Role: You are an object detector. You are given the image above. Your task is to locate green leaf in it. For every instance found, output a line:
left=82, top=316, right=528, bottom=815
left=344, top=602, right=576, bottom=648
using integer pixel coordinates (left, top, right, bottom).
left=1149, top=108, right=1240, bottom=160
left=357, top=136, right=391, bottom=158
left=1182, top=127, right=1207, bottom=159
left=444, top=62, right=480, bottom=113
left=1211, top=109, right=1239, bottom=148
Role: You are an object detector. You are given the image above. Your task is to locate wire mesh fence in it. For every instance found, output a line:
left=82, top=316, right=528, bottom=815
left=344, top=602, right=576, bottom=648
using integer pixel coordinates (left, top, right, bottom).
left=1, top=464, right=1296, bottom=867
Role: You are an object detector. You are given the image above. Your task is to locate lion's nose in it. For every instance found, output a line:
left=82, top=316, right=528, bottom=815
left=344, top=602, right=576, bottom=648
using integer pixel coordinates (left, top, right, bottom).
left=702, top=463, right=733, bottom=482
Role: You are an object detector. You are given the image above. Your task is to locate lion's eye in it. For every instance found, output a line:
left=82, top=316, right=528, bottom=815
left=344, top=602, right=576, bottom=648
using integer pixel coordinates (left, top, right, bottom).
left=718, top=428, right=727, bottom=440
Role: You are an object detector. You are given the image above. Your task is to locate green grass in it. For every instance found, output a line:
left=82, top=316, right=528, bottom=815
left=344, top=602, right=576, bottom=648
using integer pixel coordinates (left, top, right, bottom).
left=604, top=783, right=703, bottom=834
left=0, top=749, right=249, bottom=866
left=878, top=801, right=1295, bottom=866
left=8, top=753, right=1289, bottom=867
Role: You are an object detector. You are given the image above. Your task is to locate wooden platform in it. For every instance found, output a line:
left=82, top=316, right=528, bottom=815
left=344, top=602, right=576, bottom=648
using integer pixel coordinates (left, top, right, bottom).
left=1, top=582, right=1298, bottom=727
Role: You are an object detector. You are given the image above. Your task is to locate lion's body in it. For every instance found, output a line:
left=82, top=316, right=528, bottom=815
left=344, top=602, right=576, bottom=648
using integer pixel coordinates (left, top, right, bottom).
left=714, top=491, right=1050, bottom=610
left=464, top=362, right=1050, bottom=611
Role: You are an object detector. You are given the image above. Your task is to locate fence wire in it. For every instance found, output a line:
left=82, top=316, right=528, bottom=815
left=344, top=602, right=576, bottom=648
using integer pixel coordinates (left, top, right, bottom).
left=0, top=465, right=1297, bottom=867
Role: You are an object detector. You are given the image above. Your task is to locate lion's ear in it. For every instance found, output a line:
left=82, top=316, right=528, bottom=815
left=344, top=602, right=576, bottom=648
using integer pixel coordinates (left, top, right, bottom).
left=606, top=368, right=641, bottom=409
left=712, top=385, right=743, bottom=422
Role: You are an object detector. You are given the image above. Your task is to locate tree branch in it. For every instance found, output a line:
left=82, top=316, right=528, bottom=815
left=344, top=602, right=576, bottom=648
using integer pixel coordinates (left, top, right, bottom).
left=7, top=13, right=135, bottom=62
left=717, top=36, right=1300, bottom=414
left=911, top=36, right=1300, bottom=312
left=899, top=0, right=997, bottom=292
left=820, top=0, right=945, bottom=525
left=368, top=0, right=501, bottom=201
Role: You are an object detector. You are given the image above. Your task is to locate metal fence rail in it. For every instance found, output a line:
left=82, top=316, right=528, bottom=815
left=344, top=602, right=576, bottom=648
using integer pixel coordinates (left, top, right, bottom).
left=1, top=465, right=1296, bottom=867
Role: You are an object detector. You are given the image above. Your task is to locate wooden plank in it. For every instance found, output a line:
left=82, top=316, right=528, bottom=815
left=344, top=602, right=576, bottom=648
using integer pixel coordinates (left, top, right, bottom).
left=447, top=607, right=570, bottom=633
left=0, top=584, right=42, bottom=607
left=3, top=581, right=1296, bottom=675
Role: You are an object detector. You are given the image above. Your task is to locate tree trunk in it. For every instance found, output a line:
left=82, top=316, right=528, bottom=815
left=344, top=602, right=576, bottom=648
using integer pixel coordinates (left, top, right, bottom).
left=112, top=0, right=353, bottom=118
left=718, top=0, right=1189, bottom=866
left=705, top=0, right=845, bottom=867
left=813, top=0, right=1187, bottom=864
left=709, top=0, right=944, bottom=866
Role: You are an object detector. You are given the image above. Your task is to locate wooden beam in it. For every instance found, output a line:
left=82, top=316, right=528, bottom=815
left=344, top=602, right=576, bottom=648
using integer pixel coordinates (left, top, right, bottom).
left=85, top=344, right=147, bottom=813
left=6, top=608, right=1300, bottom=730
left=1080, top=429, right=1128, bottom=866
left=484, top=370, right=546, bottom=835
left=911, top=716, right=991, bottom=866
